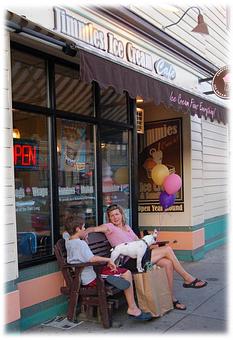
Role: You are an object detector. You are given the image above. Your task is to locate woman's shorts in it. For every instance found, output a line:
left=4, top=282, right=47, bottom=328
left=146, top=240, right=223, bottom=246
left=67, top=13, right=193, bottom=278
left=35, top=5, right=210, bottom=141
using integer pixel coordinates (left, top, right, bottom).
left=122, top=248, right=152, bottom=273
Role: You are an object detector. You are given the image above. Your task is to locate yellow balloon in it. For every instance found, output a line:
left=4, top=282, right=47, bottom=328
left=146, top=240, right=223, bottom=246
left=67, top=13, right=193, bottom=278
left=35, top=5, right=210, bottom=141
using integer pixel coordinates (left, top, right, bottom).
left=151, top=164, right=169, bottom=185
left=114, top=167, right=129, bottom=184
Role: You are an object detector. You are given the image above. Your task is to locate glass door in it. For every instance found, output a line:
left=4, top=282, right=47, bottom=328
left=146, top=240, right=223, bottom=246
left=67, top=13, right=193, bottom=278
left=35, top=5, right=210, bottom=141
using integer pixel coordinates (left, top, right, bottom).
left=100, top=127, right=131, bottom=225
left=56, top=118, right=97, bottom=233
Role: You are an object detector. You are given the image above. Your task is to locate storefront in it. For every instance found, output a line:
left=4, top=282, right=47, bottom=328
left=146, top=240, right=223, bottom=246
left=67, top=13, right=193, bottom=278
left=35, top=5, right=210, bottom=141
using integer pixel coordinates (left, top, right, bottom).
left=4, top=6, right=228, bottom=331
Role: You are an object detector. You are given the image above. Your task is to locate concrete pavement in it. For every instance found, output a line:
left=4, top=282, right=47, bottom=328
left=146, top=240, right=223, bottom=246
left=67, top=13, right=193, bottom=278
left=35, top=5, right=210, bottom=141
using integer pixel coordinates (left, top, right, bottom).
left=25, top=244, right=228, bottom=334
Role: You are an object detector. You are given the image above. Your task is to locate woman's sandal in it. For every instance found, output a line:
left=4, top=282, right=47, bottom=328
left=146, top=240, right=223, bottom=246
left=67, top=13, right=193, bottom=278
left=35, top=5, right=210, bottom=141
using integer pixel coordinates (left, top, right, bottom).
left=173, top=300, right=187, bottom=310
left=183, top=278, right=208, bottom=289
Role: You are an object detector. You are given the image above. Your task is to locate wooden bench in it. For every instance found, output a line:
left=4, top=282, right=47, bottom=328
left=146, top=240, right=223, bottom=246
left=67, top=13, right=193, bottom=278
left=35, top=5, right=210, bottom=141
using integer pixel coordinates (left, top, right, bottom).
left=54, top=232, right=124, bottom=328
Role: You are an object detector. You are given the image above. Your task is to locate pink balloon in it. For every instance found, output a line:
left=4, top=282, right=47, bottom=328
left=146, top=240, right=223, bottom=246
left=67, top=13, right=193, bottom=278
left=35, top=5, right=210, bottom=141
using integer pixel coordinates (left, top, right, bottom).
left=163, top=174, right=182, bottom=195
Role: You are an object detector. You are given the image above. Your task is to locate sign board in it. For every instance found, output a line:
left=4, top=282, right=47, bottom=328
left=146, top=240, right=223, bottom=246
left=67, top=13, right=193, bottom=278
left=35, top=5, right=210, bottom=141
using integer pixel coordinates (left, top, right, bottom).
left=53, top=7, right=176, bottom=81
left=13, top=139, right=39, bottom=170
left=138, top=118, right=184, bottom=213
left=212, top=66, right=230, bottom=100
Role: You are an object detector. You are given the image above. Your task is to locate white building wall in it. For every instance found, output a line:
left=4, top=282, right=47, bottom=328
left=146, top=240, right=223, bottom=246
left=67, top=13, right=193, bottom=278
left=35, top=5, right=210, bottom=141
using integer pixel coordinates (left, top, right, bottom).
left=191, top=115, right=229, bottom=226
left=128, top=4, right=229, bottom=68
left=2, top=32, right=18, bottom=282
left=202, top=118, right=229, bottom=220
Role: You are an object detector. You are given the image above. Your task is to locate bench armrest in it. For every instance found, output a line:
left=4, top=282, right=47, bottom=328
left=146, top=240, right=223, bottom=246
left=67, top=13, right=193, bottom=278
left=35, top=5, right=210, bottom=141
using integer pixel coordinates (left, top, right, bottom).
left=64, top=261, right=107, bottom=278
left=64, top=261, right=106, bottom=269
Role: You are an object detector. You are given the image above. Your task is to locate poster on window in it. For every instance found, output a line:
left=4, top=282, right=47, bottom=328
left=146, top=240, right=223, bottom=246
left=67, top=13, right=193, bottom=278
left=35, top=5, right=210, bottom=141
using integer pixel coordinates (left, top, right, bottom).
left=60, top=121, right=86, bottom=172
left=138, top=118, right=184, bottom=213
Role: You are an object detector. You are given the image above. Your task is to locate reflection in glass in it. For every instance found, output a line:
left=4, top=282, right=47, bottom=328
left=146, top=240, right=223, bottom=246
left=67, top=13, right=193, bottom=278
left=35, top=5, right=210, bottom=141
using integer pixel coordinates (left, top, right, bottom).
left=13, top=111, right=52, bottom=263
left=56, top=119, right=96, bottom=234
left=11, top=49, right=47, bottom=107
left=55, top=64, right=94, bottom=116
left=100, top=128, right=131, bottom=224
left=100, top=87, right=127, bottom=123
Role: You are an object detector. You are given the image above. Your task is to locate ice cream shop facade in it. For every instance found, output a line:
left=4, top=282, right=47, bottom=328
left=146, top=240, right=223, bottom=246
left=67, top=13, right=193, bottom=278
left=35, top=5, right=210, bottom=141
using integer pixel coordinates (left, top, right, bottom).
left=4, top=6, right=228, bottom=330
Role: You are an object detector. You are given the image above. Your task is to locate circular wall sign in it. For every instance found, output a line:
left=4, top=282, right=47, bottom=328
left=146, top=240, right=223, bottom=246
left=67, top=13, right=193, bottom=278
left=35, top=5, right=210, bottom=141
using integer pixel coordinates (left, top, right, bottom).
left=212, top=66, right=230, bottom=99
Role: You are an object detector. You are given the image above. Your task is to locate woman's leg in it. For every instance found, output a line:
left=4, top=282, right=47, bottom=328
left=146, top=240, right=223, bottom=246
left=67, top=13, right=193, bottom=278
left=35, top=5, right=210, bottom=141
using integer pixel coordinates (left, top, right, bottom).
left=156, top=258, right=186, bottom=309
left=121, top=270, right=141, bottom=316
left=151, top=246, right=205, bottom=286
left=156, top=258, right=174, bottom=297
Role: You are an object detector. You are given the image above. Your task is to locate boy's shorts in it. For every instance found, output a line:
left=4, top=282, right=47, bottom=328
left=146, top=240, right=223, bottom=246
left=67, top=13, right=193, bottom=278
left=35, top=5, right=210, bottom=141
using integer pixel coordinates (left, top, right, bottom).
left=85, top=266, right=128, bottom=287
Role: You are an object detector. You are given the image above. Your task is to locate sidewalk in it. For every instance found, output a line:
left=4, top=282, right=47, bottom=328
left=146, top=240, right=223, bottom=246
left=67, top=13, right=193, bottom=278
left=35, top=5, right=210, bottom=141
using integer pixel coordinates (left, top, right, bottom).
left=25, top=244, right=228, bottom=334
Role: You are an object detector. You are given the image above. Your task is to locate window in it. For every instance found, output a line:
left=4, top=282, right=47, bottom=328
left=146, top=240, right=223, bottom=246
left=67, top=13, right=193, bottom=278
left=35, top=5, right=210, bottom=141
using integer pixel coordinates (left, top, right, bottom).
left=100, top=127, right=131, bottom=224
left=55, top=64, right=94, bottom=116
left=100, top=87, right=127, bottom=123
left=56, top=119, right=97, bottom=234
left=11, top=46, right=133, bottom=266
left=11, top=49, right=47, bottom=107
left=136, top=108, right=144, bottom=134
left=13, top=110, right=52, bottom=263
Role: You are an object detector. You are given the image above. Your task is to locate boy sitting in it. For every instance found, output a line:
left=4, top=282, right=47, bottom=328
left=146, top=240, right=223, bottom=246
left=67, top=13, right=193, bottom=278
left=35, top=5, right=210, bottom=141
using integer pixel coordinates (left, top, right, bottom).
left=63, top=213, right=152, bottom=321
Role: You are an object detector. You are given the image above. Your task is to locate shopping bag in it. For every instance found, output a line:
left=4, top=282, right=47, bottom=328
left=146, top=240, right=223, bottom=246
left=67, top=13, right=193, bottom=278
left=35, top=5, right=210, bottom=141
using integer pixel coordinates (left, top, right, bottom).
left=133, top=266, right=173, bottom=317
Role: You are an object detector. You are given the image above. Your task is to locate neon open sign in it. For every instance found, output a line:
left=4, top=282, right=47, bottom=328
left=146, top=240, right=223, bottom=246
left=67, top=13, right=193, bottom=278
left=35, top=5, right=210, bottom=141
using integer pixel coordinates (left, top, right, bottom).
left=13, top=139, right=39, bottom=170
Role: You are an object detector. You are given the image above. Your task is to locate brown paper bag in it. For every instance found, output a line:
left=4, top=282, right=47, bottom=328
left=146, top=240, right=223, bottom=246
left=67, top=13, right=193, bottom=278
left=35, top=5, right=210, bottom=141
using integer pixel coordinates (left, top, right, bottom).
left=133, top=266, right=173, bottom=317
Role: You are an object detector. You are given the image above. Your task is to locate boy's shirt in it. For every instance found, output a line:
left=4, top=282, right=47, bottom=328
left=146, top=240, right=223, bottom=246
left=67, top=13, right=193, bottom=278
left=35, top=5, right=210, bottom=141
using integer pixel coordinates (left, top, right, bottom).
left=65, top=237, right=96, bottom=285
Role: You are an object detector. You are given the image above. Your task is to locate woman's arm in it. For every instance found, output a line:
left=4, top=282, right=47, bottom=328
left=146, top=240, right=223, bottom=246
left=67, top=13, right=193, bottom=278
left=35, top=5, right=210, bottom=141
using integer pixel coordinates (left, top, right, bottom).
left=84, top=224, right=109, bottom=235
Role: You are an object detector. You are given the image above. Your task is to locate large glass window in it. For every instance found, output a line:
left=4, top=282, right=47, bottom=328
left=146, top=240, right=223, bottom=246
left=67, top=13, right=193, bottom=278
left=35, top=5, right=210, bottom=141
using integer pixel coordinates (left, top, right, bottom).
left=100, top=87, right=127, bottom=123
left=11, top=50, right=47, bottom=107
left=55, top=64, right=94, bottom=116
left=56, top=119, right=97, bottom=234
left=11, top=46, right=132, bottom=266
left=100, top=127, right=131, bottom=224
left=13, top=110, right=52, bottom=263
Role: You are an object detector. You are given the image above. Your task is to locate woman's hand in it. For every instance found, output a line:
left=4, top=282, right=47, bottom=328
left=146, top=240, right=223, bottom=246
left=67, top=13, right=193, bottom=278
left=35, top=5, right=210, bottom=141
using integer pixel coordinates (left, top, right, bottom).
left=83, top=228, right=93, bottom=238
left=149, top=244, right=159, bottom=249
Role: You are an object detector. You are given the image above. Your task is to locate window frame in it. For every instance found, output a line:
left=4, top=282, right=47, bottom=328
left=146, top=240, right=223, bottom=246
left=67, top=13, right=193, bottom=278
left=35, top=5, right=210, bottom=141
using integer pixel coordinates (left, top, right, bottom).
left=11, top=42, right=136, bottom=269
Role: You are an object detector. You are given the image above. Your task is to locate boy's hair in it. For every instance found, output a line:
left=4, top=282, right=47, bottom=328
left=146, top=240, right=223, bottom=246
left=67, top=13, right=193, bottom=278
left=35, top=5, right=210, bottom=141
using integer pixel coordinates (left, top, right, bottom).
left=64, top=212, right=85, bottom=236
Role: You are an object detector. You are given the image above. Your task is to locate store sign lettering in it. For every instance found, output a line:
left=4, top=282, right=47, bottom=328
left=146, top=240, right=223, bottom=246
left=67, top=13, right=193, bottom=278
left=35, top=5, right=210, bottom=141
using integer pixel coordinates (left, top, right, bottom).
left=107, top=33, right=124, bottom=58
left=154, top=58, right=176, bottom=80
left=13, top=139, right=39, bottom=170
left=169, top=91, right=216, bottom=117
left=53, top=7, right=163, bottom=73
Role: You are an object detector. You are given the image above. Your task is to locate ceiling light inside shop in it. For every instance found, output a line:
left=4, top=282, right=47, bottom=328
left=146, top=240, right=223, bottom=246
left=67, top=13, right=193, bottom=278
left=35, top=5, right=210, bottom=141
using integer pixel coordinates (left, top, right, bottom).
left=136, top=96, right=144, bottom=103
left=13, top=128, right=21, bottom=139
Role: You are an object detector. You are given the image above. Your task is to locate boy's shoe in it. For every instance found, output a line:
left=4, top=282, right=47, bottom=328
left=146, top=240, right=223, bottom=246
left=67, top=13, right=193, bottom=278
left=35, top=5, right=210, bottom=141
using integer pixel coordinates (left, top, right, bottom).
left=105, top=275, right=130, bottom=290
left=128, top=311, right=153, bottom=321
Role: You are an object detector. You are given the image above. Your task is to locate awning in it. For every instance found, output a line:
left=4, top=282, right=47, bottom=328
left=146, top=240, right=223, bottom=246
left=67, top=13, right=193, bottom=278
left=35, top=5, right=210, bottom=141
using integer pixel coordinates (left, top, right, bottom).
left=80, top=50, right=227, bottom=124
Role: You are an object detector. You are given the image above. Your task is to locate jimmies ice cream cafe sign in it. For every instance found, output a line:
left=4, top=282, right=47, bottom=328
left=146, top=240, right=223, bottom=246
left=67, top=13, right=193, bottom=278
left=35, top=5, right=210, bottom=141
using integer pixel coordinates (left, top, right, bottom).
left=53, top=7, right=176, bottom=81
left=52, top=7, right=226, bottom=123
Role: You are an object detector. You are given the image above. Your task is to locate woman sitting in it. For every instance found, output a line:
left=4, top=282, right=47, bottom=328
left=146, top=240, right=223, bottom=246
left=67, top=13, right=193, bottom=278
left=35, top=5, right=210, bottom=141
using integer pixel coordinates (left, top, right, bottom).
left=84, top=204, right=208, bottom=311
